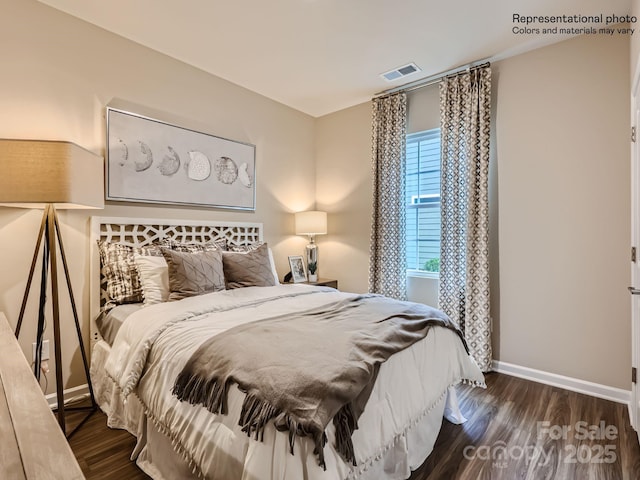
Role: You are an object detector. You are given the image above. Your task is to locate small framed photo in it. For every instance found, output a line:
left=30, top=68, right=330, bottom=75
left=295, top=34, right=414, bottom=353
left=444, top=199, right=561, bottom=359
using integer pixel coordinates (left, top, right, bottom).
left=288, top=255, right=307, bottom=283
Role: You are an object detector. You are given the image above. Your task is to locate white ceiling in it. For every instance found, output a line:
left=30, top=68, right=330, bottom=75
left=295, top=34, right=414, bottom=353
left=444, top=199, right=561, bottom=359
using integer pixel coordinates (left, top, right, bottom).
left=38, top=0, right=632, bottom=117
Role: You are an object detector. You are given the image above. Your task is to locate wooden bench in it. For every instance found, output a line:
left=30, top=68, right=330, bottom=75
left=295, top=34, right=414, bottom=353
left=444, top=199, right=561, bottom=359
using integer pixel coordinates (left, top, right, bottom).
left=0, top=312, right=84, bottom=479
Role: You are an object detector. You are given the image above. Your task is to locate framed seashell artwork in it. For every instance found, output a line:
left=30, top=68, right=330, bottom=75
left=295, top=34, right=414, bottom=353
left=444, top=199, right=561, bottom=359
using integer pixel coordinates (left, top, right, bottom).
left=106, top=107, right=256, bottom=210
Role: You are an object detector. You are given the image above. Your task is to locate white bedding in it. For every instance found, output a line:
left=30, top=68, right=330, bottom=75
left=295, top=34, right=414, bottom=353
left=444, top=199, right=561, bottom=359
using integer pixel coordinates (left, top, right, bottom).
left=99, top=285, right=485, bottom=480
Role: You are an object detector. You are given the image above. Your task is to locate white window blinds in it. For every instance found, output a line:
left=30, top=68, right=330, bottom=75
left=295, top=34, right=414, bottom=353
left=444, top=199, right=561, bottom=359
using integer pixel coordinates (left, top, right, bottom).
left=405, top=128, right=441, bottom=272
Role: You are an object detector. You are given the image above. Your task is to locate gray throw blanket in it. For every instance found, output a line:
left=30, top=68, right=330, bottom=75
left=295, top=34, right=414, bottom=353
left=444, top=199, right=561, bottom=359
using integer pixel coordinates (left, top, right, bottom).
left=172, top=294, right=468, bottom=469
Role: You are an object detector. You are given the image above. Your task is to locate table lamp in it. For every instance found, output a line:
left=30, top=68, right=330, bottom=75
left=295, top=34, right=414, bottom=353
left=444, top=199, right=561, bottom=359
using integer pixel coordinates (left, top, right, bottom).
left=294, top=211, right=327, bottom=282
left=0, top=139, right=103, bottom=438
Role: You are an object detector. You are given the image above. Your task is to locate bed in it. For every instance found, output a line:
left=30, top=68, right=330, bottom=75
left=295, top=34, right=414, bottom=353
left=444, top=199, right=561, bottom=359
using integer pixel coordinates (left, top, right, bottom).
left=89, top=216, right=485, bottom=480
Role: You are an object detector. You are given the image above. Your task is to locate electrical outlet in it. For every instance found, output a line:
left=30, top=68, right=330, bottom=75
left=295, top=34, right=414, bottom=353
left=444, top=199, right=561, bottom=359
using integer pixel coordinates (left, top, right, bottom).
left=32, top=340, right=50, bottom=362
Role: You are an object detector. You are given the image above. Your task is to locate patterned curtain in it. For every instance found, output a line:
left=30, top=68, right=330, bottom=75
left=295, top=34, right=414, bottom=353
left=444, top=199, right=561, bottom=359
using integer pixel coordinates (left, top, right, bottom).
left=438, top=65, right=492, bottom=371
left=369, top=92, right=407, bottom=300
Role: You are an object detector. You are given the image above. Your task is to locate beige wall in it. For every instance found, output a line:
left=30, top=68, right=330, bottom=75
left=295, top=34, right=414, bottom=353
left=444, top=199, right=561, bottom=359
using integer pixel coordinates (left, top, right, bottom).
left=493, top=33, right=630, bottom=389
left=0, top=0, right=316, bottom=393
left=407, top=84, right=440, bottom=133
left=315, top=103, right=372, bottom=293
left=633, top=0, right=640, bottom=81
left=317, top=33, right=631, bottom=390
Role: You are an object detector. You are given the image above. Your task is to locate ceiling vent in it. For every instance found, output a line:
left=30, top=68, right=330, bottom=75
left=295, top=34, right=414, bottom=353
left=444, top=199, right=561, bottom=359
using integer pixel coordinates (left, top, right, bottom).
left=380, top=63, right=421, bottom=82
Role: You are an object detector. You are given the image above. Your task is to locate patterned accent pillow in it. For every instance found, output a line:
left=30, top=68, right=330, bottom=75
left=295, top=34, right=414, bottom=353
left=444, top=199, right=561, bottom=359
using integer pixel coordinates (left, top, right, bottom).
left=222, top=243, right=277, bottom=289
left=160, top=248, right=225, bottom=301
left=97, top=241, right=162, bottom=308
left=98, top=241, right=142, bottom=306
left=227, top=241, right=263, bottom=253
left=160, top=238, right=227, bottom=253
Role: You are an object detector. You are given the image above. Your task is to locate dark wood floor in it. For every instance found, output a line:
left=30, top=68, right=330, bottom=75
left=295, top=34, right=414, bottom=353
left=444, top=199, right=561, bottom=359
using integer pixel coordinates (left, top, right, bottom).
left=67, top=408, right=149, bottom=480
left=68, top=373, right=640, bottom=479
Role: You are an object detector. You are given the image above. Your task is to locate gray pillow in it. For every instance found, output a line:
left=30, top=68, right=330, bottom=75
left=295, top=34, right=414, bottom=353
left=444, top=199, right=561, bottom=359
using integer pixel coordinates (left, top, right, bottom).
left=222, top=243, right=277, bottom=289
left=160, top=248, right=225, bottom=301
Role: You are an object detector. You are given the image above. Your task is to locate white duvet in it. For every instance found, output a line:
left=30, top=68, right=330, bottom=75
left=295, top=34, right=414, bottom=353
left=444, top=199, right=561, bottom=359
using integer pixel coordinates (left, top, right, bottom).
left=104, top=285, right=485, bottom=480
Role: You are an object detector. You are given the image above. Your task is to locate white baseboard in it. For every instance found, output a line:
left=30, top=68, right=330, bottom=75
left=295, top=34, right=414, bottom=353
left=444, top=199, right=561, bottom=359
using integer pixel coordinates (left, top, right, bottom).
left=492, top=360, right=631, bottom=405
left=45, top=383, right=90, bottom=409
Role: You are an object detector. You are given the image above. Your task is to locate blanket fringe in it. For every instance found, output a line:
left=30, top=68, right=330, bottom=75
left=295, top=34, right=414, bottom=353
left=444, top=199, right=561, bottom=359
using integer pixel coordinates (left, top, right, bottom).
left=240, top=393, right=280, bottom=442
left=173, top=372, right=230, bottom=415
left=174, top=376, right=332, bottom=470
left=333, top=402, right=358, bottom=466
left=243, top=394, right=329, bottom=470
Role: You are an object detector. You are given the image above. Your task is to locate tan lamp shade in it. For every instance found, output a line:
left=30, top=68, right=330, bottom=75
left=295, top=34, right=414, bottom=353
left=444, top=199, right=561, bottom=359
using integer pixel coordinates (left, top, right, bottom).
left=295, top=211, right=327, bottom=236
left=0, top=139, right=104, bottom=209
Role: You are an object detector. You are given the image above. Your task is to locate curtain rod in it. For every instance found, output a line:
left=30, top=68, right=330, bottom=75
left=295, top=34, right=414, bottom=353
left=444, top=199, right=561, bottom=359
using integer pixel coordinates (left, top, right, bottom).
left=374, top=59, right=491, bottom=98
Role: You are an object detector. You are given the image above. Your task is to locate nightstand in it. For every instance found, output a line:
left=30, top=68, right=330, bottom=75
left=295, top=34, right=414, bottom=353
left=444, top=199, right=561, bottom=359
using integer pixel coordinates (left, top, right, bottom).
left=304, top=278, right=338, bottom=289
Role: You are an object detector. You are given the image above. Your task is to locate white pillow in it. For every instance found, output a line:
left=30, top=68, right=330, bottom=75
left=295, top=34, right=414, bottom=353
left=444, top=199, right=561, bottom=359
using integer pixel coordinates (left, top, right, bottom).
left=134, top=253, right=170, bottom=305
left=268, top=248, right=280, bottom=285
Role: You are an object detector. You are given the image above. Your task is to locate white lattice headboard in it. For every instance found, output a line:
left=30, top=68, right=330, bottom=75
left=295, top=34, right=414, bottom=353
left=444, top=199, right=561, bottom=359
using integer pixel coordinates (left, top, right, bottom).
left=89, top=216, right=263, bottom=344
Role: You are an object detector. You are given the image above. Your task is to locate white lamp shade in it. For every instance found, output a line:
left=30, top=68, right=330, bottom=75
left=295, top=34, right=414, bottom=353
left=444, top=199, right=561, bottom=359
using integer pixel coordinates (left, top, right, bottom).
left=0, top=139, right=104, bottom=209
left=295, top=211, right=327, bottom=236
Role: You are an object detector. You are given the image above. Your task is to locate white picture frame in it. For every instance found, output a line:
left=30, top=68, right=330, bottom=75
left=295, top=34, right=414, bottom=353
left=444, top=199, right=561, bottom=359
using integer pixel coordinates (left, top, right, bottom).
left=106, top=107, right=256, bottom=210
left=288, top=255, right=307, bottom=283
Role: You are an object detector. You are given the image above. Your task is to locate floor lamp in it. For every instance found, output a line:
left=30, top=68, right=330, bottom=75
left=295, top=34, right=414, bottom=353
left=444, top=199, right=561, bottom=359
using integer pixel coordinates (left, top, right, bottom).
left=0, top=139, right=103, bottom=438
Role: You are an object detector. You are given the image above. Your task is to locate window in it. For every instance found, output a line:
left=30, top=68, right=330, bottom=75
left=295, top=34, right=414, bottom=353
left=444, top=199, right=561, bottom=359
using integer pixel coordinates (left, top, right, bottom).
left=405, top=128, right=441, bottom=273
